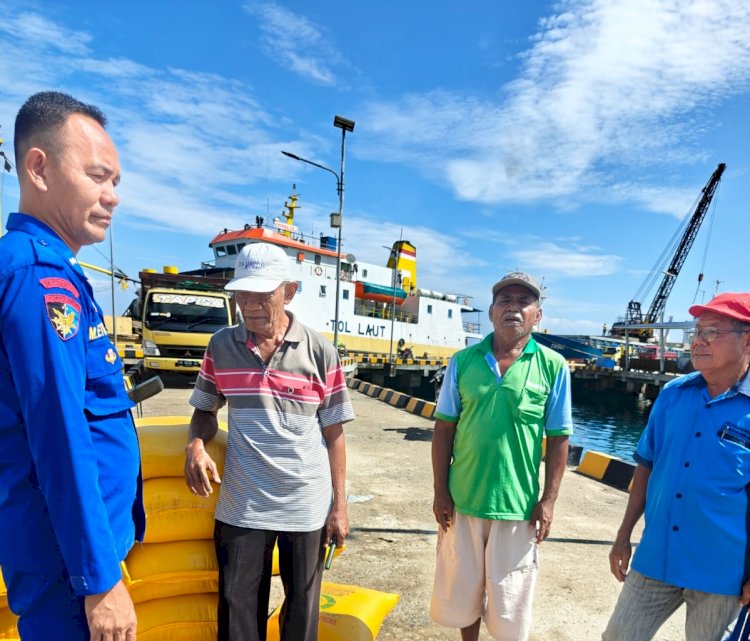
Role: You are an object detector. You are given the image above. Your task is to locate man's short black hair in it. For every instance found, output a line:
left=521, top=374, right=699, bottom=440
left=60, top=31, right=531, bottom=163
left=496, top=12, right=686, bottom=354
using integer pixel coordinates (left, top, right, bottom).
left=14, top=91, right=107, bottom=166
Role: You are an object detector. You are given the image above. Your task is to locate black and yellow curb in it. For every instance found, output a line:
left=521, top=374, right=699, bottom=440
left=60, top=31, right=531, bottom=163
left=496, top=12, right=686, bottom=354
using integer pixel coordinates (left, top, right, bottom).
left=117, top=342, right=144, bottom=360
left=348, top=378, right=436, bottom=419
left=576, top=451, right=635, bottom=491
left=351, top=353, right=450, bottom=367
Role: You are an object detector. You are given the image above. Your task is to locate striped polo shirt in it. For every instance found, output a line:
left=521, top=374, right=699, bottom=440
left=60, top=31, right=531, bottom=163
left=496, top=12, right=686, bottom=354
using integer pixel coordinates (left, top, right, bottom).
left=190, top=312, right=355, bottom=531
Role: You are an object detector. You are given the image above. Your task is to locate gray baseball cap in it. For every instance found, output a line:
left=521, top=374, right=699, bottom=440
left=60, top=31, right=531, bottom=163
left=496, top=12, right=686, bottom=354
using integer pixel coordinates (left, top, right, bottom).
left=491, top=271, right=542, bottom=299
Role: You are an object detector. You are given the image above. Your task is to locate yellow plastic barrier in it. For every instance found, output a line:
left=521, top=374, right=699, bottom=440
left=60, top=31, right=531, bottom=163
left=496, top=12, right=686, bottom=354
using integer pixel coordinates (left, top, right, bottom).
left=267, top=582, right=399, bottom=641
left=142, top=477, right=218, bottom=543
left=135, top=416, right=195, bottom=427
left=0, top=606, right=18, bottom=640
left=135, top=593, right=217, bottom=641
left=123, top=540, right=218, bottom=604
left=0, top=572, right=7, bottom=609
left=136, top=423, right=227, bottom=480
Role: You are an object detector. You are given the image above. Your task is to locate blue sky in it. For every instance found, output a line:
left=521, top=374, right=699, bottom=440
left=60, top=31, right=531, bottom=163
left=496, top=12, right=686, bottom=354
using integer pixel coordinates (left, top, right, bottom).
left=1, top=0, right=748, bottom=335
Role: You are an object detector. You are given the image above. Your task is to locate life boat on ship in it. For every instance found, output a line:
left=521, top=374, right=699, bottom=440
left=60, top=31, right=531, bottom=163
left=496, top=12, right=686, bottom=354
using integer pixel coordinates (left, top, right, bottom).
left=355, top=281, right=407, bottom=305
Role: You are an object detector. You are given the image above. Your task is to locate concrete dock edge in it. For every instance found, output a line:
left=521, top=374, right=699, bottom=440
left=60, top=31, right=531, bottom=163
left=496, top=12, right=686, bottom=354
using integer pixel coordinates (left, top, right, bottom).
left=348, top=378, right=633, bottom=490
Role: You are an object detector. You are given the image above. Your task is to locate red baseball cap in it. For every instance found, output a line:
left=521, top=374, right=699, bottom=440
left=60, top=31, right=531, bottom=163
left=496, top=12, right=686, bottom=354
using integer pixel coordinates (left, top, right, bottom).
left=688, top=292, right=750, bottom=323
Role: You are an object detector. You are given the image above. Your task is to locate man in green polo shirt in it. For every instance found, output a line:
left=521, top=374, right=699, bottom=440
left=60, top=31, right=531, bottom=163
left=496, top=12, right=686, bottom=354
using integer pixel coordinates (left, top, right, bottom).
left=430, top=271, right=573, bottom=641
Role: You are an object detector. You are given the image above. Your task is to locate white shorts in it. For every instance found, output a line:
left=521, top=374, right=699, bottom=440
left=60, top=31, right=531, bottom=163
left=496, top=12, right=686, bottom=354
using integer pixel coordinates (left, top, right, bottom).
left=430, top=513, right=538, bottom=641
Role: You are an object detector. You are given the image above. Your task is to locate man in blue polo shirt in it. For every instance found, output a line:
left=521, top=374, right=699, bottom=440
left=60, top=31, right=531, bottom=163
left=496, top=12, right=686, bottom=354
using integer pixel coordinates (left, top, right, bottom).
left=0, top=92, right=144, bottom=640
left=604, top=292, right=750, bottom=641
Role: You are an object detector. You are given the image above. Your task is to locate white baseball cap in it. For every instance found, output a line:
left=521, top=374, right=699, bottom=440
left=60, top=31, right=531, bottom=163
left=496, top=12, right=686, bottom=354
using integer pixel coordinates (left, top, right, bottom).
left=225, top=243, right=290, bottom=292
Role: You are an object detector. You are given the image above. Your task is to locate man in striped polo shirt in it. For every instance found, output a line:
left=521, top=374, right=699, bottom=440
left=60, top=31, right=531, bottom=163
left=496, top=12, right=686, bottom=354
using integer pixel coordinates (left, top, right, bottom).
left=184, top=242, right=354, bottom=641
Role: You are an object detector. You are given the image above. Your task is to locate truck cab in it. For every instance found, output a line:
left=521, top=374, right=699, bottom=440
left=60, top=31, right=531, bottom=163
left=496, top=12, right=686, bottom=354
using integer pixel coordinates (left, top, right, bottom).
left=134, top=270, right=235, bottom=376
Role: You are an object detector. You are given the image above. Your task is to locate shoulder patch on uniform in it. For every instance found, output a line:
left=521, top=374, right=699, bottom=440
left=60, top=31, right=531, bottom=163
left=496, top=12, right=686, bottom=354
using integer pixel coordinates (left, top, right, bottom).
left=40, top=277, right=80, bottom=298
left=45, top=294, right=82, bottom=341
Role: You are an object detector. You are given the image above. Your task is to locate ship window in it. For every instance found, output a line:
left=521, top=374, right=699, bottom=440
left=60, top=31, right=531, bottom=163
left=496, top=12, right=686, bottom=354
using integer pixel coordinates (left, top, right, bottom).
left=237, top=243, right=246, bottom=251
left=343, top=289, right=350, bottom=300
left=314, top=255, right=322, bottom=265
left=297, top=280, right=302, bottom=292
left=319, top=285, right=327, bottom=297
left=362, top=269, right=368, bottom=277
left=216, top=246, right=227, bottom=257
left=227, top=245, right=237, bottom=256
left=427, top=304, right=433, bottom=314
left=448, top=309, right=453, bottom=319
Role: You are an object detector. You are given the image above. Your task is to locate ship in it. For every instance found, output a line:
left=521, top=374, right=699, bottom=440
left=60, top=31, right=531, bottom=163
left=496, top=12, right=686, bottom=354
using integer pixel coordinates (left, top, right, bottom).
left=189, top=188, right=483, bottom=358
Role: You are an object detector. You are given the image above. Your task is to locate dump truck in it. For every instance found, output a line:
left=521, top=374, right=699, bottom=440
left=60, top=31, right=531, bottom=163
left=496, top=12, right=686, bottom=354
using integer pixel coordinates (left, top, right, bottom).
left=125, top=268, right=235, bottom=376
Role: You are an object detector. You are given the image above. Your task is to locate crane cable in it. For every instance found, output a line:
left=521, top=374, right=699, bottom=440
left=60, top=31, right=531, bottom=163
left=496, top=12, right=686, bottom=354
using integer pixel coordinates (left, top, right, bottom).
left=691, top=180, right=722, bottom=304
left=631, top=190, right=701, bottom=306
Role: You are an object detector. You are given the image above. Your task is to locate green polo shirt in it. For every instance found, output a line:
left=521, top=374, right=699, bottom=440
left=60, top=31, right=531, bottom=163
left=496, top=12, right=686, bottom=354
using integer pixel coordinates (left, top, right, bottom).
left=434, top=334, right=573, bottom=520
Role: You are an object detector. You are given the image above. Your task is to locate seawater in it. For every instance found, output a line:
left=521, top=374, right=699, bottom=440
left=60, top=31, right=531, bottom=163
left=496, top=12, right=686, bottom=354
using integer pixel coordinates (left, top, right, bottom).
left=570, top=379, right=651, bottom=462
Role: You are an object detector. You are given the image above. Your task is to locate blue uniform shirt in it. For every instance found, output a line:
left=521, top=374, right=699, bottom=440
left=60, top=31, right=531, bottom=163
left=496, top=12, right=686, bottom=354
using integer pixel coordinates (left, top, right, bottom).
left=0, top=213, right=145, bottom=596
left=632, top=370, right=750, bottom=595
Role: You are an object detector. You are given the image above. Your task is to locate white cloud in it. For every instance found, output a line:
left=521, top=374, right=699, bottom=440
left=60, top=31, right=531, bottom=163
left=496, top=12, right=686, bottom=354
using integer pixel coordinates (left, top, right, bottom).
left=244, top=2, right=342, bottom=86
left=0, top=11, right=91, bottom=55
left=513, top=241, right=621, bottom=277
left=358, top=0, right=750, bottom=211
left=336, top=214, right=483, bottom=291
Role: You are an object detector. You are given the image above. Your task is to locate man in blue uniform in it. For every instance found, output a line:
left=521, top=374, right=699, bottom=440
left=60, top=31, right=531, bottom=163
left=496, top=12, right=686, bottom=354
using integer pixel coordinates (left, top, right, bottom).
left=604, top=292, right=750, bottom=641
left=0, top=92, right=144, bottom=640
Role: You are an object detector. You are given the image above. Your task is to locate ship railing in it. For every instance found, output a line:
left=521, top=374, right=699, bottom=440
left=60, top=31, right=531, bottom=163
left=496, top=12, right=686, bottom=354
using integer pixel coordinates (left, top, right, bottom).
left=354, top=301, right=418, bottom=324
left=463, top=321, right=481, bottom=333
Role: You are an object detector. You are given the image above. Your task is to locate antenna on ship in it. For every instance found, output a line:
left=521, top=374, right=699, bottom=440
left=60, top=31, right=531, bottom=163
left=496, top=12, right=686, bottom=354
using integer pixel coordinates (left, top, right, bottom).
left=280, top=184, right=299, bottom=238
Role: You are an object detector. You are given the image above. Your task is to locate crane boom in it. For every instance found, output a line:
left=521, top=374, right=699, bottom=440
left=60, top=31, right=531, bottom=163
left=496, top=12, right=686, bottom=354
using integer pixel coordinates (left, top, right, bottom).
left=615, top=162, right=726, bottom=336
left=644, top=162, right=725, bottom=323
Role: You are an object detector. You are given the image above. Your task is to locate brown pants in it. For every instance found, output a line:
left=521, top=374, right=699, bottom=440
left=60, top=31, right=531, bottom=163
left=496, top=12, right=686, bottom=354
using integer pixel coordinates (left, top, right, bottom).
left=214, top=520, right=326, bottom=641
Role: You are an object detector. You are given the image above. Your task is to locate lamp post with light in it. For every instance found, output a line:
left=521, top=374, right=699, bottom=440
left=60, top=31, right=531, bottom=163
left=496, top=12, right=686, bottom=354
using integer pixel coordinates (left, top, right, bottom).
left=281, top=115, right=355, bottom=348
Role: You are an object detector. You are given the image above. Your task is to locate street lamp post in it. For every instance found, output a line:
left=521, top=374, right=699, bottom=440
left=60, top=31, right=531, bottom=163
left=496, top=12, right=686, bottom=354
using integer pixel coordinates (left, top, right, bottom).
left=281, top=114, right=355, bottom=349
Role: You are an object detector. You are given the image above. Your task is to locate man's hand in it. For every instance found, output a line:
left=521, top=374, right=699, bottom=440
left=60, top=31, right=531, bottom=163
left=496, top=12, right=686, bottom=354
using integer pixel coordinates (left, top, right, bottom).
left=433, top=489, right=454, bottom=532
left=530, top=497, right=555, bottom=543
left=741, top=579, right=750, bottom=606
left=609, top=535, right=632, bottom=582
left=84, top=580, right=136, bottom=641
left=325, top=502, right=349, bottom=547
left=184, top=438, right=221, bottom=497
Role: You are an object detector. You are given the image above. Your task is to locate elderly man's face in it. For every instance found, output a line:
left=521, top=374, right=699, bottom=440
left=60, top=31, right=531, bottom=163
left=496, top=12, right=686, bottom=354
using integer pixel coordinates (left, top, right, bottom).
left=489, top=284, right=542, bottom=339
left=690, top=311, right=750, bottom=380
left=236, top=282, right=297, bottom=338
left=40, top=114, right=121, bottom=253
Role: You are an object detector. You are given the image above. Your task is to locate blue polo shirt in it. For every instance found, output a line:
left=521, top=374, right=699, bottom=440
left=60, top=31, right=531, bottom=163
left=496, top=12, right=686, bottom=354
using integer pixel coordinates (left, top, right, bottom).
left=632, top=370, right=750, bottom=595
left=0, top=213, right=145, bottom=596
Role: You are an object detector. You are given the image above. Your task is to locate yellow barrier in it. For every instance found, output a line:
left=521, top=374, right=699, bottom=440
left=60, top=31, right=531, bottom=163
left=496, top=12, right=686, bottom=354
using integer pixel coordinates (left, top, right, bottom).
left=0, top=420, right=394, bottom=640
left=267, top=582, right=399, bottom=641
left=123, top=540, right=218, bottom=605
left=135, top=593, right=217, bottom=641
left=0, top=605, right=18, bottom=640
left=142, top=477, right=218, bottom=543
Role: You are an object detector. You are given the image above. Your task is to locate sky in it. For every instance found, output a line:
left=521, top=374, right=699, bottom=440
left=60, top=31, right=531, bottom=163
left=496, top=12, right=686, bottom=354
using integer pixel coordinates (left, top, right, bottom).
left=1, top=0, right=749, bottom=336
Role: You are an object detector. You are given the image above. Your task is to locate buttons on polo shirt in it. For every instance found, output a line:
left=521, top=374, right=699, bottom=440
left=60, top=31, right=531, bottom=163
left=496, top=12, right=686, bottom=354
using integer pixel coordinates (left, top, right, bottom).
left=672, top=525, right=679, bottom=531
left=684, top=462, right=690, bottom=467
left=675, top=493, right=683, bottom=499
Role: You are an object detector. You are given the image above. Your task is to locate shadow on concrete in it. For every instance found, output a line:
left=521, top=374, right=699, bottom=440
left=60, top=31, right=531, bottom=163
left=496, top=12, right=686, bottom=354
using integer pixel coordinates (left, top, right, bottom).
left=383, top=427, right=433, bottom=442
left=155, top=372, right=197, bottom=389
left=349, top=526, right=437, bottom=537
left=545, top=537, right=615, bottom=546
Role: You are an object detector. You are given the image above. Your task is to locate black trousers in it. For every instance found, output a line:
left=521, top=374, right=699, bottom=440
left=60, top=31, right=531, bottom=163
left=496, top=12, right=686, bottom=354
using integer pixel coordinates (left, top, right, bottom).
left=214, top=520, right=326, bottom=641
